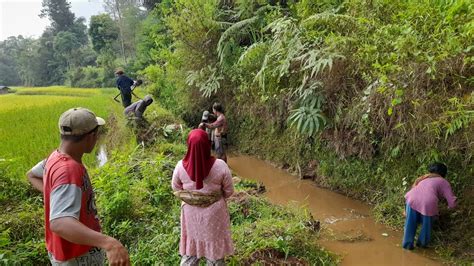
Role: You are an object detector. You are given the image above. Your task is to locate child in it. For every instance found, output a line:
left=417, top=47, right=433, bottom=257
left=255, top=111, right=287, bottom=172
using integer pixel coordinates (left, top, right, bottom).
left=199, top=110, right=216, bottom=145
left=402, top=163, right=457, bottom=250
left=203, top=103, right=228, bottom=162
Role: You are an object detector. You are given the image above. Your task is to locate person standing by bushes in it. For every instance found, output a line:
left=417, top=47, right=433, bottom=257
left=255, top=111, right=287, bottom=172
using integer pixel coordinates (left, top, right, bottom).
left=402, top=163, right=457, bottom=250
left=115, top=69, right=135, bottom=108
left=26, top=108, right=130, bottom=266
left=201, top=102, right=228, bottom=162
left=172, top=129, right=234, bottom=265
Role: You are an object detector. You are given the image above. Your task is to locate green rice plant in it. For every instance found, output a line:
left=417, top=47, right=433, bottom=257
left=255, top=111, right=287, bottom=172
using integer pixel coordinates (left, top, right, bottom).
left=0, top=87, right=118, bottom=173
left=0, top=85, right=126, bottom=242
left=14, top=86, right=102, bottom=97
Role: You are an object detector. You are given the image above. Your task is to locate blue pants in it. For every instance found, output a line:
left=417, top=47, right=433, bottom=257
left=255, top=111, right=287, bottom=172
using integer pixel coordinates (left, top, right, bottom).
left=120, top=88, right=132, bottom=107
left=402, top=204, right=432, bottom=250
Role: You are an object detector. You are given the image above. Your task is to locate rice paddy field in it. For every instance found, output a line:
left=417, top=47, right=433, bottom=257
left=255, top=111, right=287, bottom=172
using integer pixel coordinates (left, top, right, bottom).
left=0, top=87, right=121, bottom=174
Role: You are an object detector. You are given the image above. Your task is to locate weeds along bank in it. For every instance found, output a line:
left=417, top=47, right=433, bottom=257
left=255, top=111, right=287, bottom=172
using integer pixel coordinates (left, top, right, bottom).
left=0, top=87, right=335, bottom=264
left=90, top=140, right=335, bottom=265
left=139, top=0, right=473, bottom=261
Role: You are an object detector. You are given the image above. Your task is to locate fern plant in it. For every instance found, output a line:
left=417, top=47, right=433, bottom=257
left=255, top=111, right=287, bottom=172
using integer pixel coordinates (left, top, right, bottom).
left=185, top=65, right=223, bottom=97
left=443, top=95, right=474, bottom=139
left=216, top=5, right=275, bottom=66
left=288, top=95, right=327, bottom=137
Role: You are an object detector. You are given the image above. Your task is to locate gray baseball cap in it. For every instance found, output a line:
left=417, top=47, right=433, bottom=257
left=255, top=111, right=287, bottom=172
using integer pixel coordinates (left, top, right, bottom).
left=202, top=110, right=210, bottom=120
left=59, top=107, right=105, bottom=136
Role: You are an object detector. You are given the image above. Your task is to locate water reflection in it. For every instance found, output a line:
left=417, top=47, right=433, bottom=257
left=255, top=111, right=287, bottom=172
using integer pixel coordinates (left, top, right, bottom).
left=97, top=144, right=108, bottom=167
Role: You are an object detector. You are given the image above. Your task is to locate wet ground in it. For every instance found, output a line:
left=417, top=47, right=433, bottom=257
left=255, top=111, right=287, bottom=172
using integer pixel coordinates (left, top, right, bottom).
left=228, top=155, right=441, bottom=266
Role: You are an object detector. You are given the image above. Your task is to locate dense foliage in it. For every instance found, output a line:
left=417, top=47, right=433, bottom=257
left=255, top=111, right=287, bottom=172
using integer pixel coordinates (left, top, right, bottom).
left=136, top=0, right=473, bottom=261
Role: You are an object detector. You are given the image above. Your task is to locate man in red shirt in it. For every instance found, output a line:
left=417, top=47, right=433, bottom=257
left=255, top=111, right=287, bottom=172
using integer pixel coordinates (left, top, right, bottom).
left=27, top=108, right=130, bottom=265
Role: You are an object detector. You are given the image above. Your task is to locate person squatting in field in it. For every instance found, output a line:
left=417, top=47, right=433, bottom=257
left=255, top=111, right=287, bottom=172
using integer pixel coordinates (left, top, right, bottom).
left=26, top=108, right=130, bottom=266
left=402, top=162, right=457, bottom=250
left=123, top=95, right=154, bottom=119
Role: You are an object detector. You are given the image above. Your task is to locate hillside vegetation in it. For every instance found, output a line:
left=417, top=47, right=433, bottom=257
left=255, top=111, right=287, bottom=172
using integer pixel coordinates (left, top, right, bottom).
left=138, top=0, right=473, bottom=261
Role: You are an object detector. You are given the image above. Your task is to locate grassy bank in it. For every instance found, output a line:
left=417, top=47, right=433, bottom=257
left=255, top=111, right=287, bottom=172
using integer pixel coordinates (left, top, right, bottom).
left=229, top=115, right=473, bottom=263
left=0, top=87, right=335, bottom=264
left=92, top=140, right=335, bottom=265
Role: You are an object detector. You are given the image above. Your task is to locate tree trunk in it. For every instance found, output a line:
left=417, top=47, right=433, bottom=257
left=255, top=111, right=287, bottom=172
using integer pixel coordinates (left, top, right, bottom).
left=116, top=0, right=127, bottom=63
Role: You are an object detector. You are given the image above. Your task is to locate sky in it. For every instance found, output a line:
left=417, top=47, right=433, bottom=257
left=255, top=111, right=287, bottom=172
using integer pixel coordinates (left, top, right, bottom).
left=0, top=0, right=105, bottom=41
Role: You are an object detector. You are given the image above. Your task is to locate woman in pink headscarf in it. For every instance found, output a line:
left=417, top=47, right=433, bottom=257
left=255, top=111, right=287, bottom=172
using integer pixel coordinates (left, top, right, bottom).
left=172, top=129, right=234, bottom=265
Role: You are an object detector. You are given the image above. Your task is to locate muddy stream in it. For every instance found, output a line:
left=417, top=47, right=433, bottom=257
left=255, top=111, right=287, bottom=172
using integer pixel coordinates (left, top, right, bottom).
left=228, top=155, right=441, bottom=266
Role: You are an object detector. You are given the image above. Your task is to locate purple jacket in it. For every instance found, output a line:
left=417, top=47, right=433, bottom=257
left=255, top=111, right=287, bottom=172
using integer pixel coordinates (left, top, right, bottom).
left=405, top=176, right=456, bottom=216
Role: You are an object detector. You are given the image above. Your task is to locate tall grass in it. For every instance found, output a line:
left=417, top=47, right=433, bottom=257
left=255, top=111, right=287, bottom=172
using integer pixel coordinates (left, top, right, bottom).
left=0, top=87, right=119, bottom=171
left=13, top=86, right=103, bottom=97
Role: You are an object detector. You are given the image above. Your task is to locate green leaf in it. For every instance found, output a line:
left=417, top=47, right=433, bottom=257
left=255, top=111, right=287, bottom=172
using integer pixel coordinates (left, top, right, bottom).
left=302, top=116, right=311, bottom=133
left=297, top=114, right=304, bottom=131
left=391, top=98, right=402, bottom=106
left=308, top=118, right=314, bottom=136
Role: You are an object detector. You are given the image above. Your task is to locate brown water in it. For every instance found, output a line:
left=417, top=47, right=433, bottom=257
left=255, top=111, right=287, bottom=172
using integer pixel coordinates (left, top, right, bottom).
left=228, top=155, right=441, bottom=266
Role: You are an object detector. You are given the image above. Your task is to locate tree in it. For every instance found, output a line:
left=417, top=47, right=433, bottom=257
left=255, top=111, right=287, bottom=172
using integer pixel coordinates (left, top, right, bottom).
left=14, top=37, right=42, bottom=86
left=69, top=17, right=89, bottom=46
left=38, top=0, right=90, bottom=85
left=53, top=31, right=80, bottom=69
left=103, top=0, right=129, bottom=61
left=103, top=0, right=146, bottom=62
left=139, top=0, right=162, bottom=10
left=36, top=28, right=66, bottom=85
left=0, top=36, right=23, bottom=85
left=40, top=0, right=75, bottom=33
left=89, top=14, right=119, bottom=53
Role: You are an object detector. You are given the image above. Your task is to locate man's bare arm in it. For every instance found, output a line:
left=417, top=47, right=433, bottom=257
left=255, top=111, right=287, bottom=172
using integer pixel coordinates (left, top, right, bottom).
left=50, top=217, right=130, bottom=266
left=26, top=171, right=43, bottom=193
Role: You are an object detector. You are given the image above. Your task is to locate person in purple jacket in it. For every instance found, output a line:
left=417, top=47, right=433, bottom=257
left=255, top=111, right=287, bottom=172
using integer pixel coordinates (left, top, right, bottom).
left=402, top=162, right=457, bottom=250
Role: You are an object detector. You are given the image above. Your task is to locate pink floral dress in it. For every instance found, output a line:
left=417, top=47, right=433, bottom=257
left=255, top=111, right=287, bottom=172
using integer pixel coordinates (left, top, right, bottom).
left=172, top=159, right=234, bottom=260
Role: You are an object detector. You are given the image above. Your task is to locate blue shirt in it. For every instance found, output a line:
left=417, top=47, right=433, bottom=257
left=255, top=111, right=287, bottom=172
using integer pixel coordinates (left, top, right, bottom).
left=116, top=75, right=134, bottom=92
